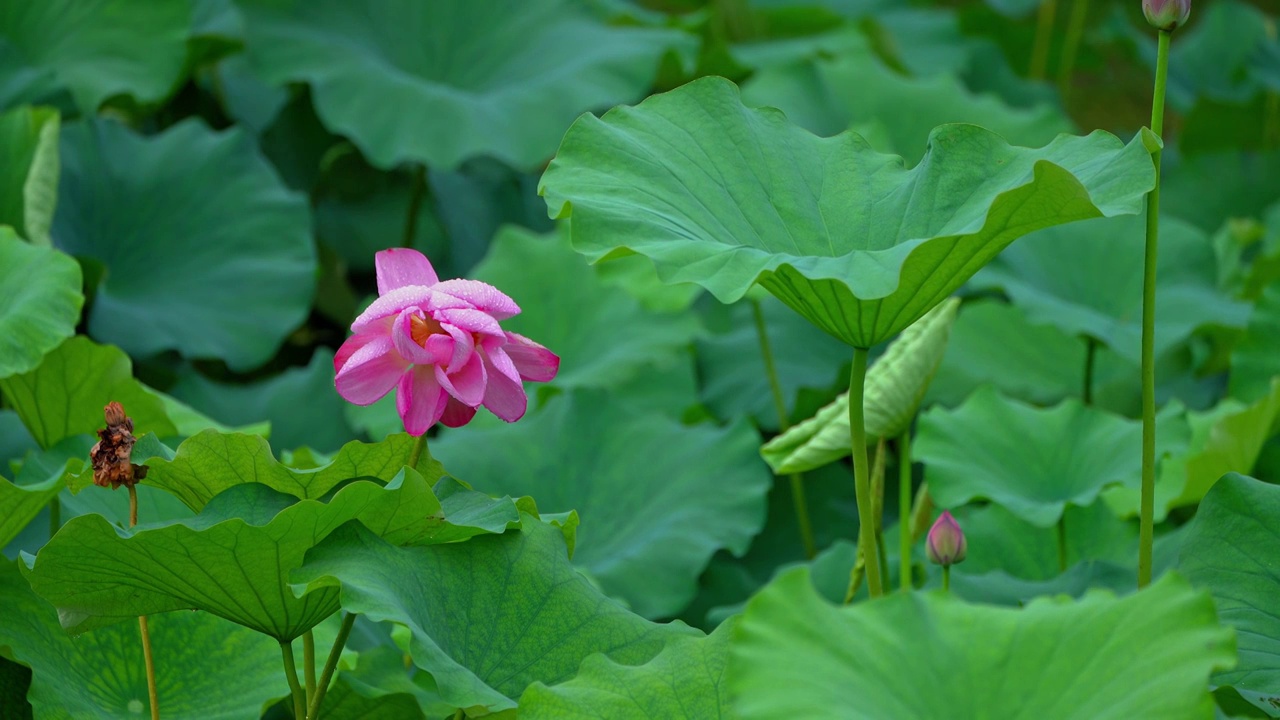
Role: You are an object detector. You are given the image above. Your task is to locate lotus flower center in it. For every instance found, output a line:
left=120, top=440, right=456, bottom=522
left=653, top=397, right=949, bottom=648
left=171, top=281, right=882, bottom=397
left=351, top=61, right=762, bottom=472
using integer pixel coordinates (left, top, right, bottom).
left=410, top=313, right=445, bottom=347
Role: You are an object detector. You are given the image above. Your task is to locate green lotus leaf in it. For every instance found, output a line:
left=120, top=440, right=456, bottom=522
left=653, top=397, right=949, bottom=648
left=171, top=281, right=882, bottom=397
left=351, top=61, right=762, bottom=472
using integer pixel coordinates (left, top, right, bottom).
left=235, top=0, right=692, bottom=170
left=540, top=77, right=1156, bottom=348
left=0, top=0, right=190, bottom=112
left=761, top=297, right=959, bottom=473
left=54, top=118, right=315, bottom=370
left=320, top=645, right=449, bottom=718
left=0, top=336, right=176, bottom=449
left=0, top=105, right=58, bottom=244
left=1157, top=1, right=1274, bottom=111
left=954, top=500, right=1137, bottom=581
left=1105, top=378, right=1280, bottom=522
left=925, top=299, right=1085, bottom=407
left=915, top=386, right=1189, bottom=526
left=1180, top=474, right=1280, bottom=717
left=23, top=468, right=485, bottom=641
left=0, top=229, right=81, bottom=380
left=469, top=226, right=700, bottom=392
left=0, top=472, right=62, bottom=551
left=291, top=517, right=700, bottom=715
left=974, top=214, right=1249, bottom=365
left=1162, top=149, right=1280, bottom=234
left=1231, top=284, right=1280, bottom=404
left=727, top=567, right=1234, bottom=719
left=741, top=30, right=1072, bottom=163
left=432, top=389, right=771, bottom=618
left=169, top=349, right=354, bottom=453
left=67, top=429, right=445, bottom=513
left=696, top=293, right=850, bottom=431
left=520, top=618, right=733, bottom=719
left=0, top=559, right=287, bottom=719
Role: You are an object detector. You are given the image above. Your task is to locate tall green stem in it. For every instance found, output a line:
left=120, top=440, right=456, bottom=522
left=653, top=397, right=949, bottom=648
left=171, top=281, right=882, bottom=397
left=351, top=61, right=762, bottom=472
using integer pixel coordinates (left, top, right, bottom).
left=129, top=485, right=159, bottom=720
left=303, top=630, right=317, bottom=706
left=751, top=299, right=815, bottom=559
left=1057, top=0, right=1090, bottom=101
left=408, top=433, right=428, bottom=470
left=847, top=347, right=883, bottom=598
left=1082, top=337, right=1097, bottom=406
left=898, top=431, right=913, bottom=592
left=280, top=641, right=307, bottom=720
left=942, top=565, right=951, bottom=593
left=1139, top=29, right=1171, bottom=589
left=307, top=612, right=356, bottom=719
left=402, top=164, right=428, bottom=248
left=1029, top=0, right=1058, bottom=80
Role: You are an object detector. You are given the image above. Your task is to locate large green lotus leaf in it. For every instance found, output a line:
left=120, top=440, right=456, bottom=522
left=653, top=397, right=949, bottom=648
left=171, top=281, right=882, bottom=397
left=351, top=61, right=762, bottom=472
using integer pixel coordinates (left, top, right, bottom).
left=235, top=0, right=691, bottom=170
left=54, top=118, right=315, bottom=370
left=0, top=230, right=81, bottom=380
left=740, top=31, right=1072, bottom=164
left=1231, top=284, right=1280, bottom=404
left=0, top=559, right=288, bottom=719
left=926, top=299, right=1085, bottom=407
left=1105, top=379, right=1280, bottom=522
left=696, top=293, right=850, bottom=430
left=1179, top=474, right=1280, bottom=708
left=0, top=336, right=176, bottom=449
left=541, top=77, right=1156, bottom=348
left=520, top=617, right=733, bottom=719
left=319, top=645, right=448, bottom=718
left=727, top=567, right=1234, bottom=719
left=955, top=500, right=1137, bottom=581
left=169, top=349, right=354, bottom=454
left=469, top=226, right=700, bottom=392
left=292, top=517, right=699, bottom=715
left=915, top=386, right=1189, bottom=526
left=23, top=469, right=473, bottom=641
left=432, top=389, right=771, bottom=618
left=1162, top=150, right=1280, bottom=234
left=0, top=474, right=61, bottom=550
left=66, top=430, right=444, bottom=513
left=0, top=105, right=58, bottom=244
left=761, top=297, right=959, bottom=473
left=975, top=213, right=1249, bottom=365
left=0, top=0, right=189, bottom=113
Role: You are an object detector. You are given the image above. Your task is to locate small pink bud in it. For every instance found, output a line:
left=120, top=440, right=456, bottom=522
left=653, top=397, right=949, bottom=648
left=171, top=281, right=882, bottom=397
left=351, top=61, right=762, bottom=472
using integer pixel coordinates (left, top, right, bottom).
left=1142, top=0, right=1189, bottom=31
left=926, top=511, right=967, bottom=567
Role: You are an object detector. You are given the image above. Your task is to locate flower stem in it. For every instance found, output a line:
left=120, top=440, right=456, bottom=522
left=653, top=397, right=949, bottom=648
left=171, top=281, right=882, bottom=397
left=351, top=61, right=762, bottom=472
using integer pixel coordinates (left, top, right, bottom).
left=898, top=431, right=913, bottom=592
left=751, top=298, right=815, bottom=559
left=1083, top=336, right=1097, bottom=406
left=847, top=347, right=883, bottom=598
left=128, top=485, right=160, bottom=720
left=1057, top=514, right=1068, bottom=572
left=407, top=433, right=429, bottom=470
left=1029, top=0, right=1058, bottom=80
left=280, top=640, right=307, bottom=720
left=870, top=437, right=889, bottom=591
left=1057, top=0, right=1090, bottom=101
left=303, top=630, right=317, bottom=706
left=402, top=163, right=428, bottom=249
left=942, top=565, right=951, bottom=593
left=307, top=612, right=356, bottom=719
left=1139, top=29, right=1171, bottom=590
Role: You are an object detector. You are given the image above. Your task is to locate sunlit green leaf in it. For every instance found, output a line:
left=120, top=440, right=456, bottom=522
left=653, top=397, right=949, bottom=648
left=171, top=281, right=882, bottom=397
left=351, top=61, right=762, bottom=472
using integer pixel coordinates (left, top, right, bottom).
left=542, top=77, right=1156, bottom=348
left=236, top=0, right=692, bottom=170
left=1180, top=473, right=1280, bottom=713
left=0, top=336, right=176, bottom=449
left=0, top=105, right=58, bottom=244
left=761, top=298, right=958, bottom=473
left=292, top=517, right=700, bottom=715
left=54, top=118, right=315, bottom=370
left=0, top=559, right=285, bottom=719
left=0, top=229, right=81, bottom=380
left=727, top=568, right=1234, bottom=719
left=433, top=389, right=771, bottom=618
left=916, top=387, right=1189, bottom=526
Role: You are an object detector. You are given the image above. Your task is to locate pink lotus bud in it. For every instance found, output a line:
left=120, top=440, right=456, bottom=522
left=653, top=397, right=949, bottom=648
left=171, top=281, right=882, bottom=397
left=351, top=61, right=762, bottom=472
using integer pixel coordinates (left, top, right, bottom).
left=1143, top=0, right=1189, bottom=31
left=926, top=511, right=967, bottom=567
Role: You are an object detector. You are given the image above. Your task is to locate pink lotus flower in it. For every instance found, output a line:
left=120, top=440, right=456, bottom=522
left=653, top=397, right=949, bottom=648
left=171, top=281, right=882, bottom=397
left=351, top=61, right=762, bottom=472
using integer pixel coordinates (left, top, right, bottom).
left=334, top=248, right=559, bottom=435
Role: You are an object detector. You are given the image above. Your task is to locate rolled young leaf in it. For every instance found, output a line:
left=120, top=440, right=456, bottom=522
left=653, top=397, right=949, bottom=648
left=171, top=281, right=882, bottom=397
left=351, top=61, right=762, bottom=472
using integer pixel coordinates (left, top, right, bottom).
left=541, top=77, right=1157, bottom=348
